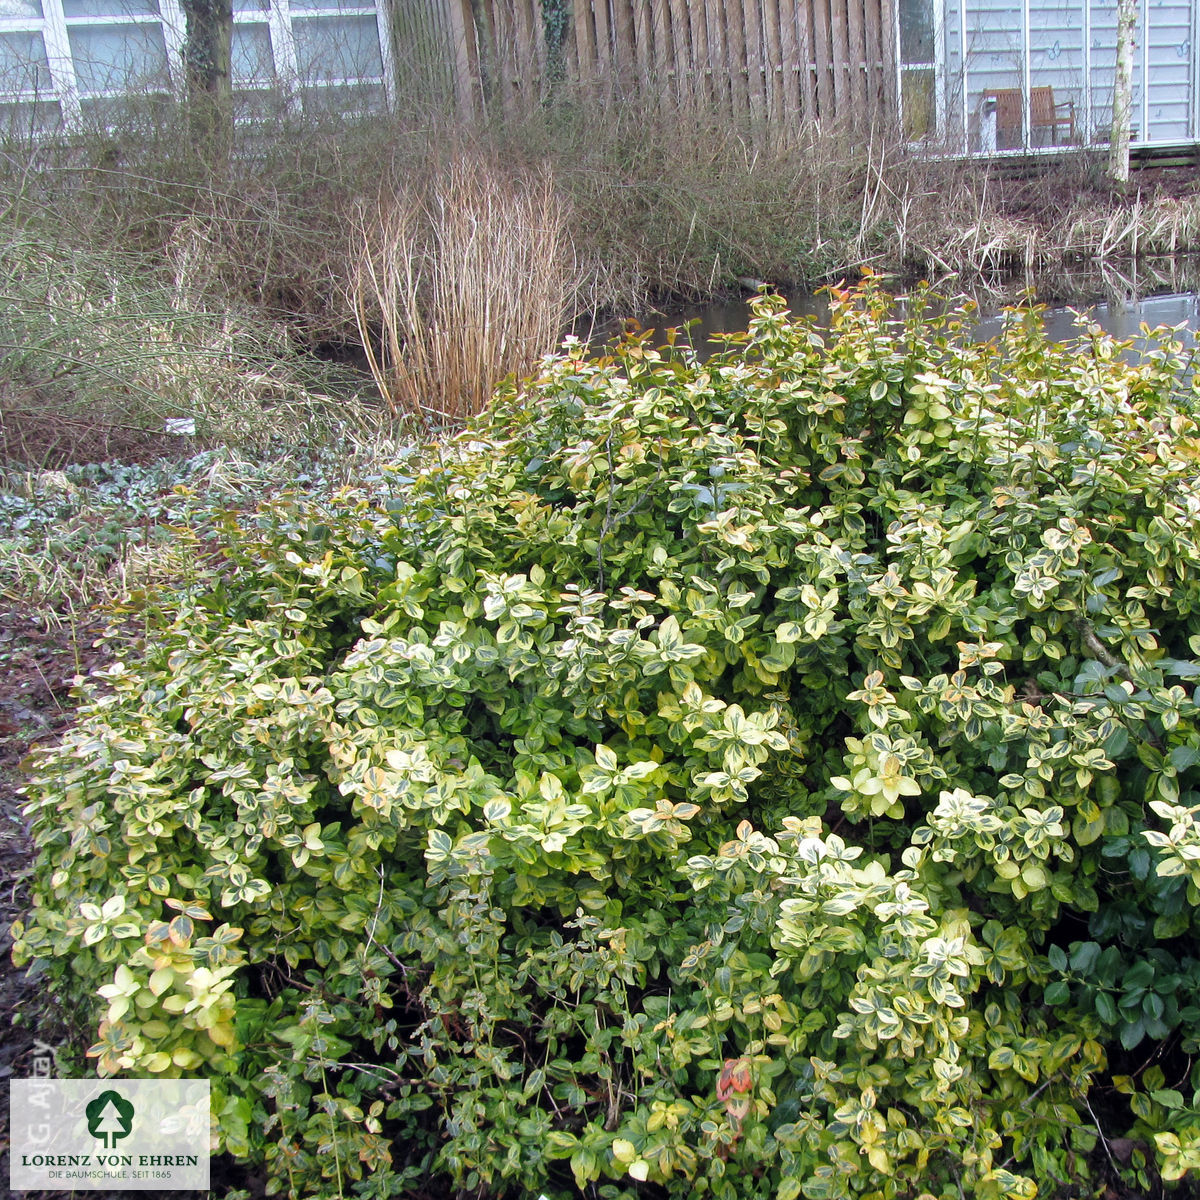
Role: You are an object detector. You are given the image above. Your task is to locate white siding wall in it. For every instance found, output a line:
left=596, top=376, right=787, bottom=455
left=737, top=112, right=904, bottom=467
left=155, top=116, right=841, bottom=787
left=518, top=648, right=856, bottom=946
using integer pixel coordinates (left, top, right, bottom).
left=940, top=0, right=1198, bottom=152
left=1029, top=0, right=1083, bottom=137
left=1143, top=0, right=1192, bottom=142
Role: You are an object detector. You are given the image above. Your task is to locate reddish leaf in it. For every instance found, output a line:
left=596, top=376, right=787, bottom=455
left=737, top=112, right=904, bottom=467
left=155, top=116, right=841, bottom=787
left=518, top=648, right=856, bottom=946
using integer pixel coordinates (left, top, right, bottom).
left=717, top=1057, right=753, bottom=1100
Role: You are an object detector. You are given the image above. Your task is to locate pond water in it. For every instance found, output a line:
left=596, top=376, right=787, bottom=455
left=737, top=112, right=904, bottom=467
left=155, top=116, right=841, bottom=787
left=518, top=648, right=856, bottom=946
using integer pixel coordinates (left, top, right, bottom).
left=583, top=274, right=1200, bottom=358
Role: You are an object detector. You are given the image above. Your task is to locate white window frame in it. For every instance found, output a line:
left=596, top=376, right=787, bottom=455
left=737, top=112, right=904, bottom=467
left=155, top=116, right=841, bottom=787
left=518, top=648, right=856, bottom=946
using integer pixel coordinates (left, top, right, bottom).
left=0, top=0, right=394, bottom=132
left=895, top=0, right=947, bottom=142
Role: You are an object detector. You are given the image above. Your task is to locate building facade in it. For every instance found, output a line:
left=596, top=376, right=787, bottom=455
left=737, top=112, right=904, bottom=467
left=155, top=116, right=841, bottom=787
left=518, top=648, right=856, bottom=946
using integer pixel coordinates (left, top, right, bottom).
left=901, top=0, right=1199, bottom=151
left=0, top=0, right=393, bottom=132
left=1, top=0, right=1197, bottom=153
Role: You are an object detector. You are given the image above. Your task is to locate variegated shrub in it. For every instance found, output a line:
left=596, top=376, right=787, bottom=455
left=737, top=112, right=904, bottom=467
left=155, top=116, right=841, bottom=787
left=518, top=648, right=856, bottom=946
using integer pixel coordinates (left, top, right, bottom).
left=14, top=281, right=1200, bottom=1200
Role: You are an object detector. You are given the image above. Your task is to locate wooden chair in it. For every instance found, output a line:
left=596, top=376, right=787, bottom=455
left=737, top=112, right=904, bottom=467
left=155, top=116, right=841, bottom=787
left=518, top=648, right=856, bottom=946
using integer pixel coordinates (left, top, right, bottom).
left=981, top=86, right=1077, bottom=147
left=1030, top=85, right=1076, bottom=144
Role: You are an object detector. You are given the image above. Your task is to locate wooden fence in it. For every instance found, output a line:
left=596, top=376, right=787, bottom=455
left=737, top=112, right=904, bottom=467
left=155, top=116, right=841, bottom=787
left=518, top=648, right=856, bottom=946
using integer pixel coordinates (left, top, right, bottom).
left=419, top=0, right=897, bottom=128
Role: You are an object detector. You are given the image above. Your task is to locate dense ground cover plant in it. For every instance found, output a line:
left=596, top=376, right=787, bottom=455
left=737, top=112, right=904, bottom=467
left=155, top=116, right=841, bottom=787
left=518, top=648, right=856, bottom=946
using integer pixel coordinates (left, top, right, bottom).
left=0, top=445, right=414, bottom=628
left=13, top=281, right=1200, bottom=1199
left=0, top=230, right=381, bottom=467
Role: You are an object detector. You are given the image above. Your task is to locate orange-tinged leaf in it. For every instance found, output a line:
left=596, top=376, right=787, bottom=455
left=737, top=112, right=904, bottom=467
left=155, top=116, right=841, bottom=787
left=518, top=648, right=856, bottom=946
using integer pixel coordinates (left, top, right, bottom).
left=717, top=1056, right=753, bottom=1100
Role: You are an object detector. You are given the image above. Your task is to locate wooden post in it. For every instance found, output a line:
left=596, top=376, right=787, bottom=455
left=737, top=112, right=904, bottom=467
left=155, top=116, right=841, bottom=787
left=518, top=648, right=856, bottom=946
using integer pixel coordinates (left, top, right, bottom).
left=762, top=0, right=784, bottom=126
left=611, top=0, right=636, bottom=92
left=828, top=0, right=848, bottom=112
left=878, top=0, right=896, bottom=119
left=724, top=0, right=751, bottom=119
left=633, top=0, right=653, bottom=94
left=445, top=0, right=481, bottom=116
left=705, top=0, right=732, bottom=116
left=846, top=0, right=866, bottom=113
left=743, top=0, right=767, bottom=123
left=666, top=0, right=691, bottom=107
left=593, top=0, right=611, bottom=81
left=862, top=0, right=883, bottom=111
left=776, top=0, right=802, bottom=119
left=810, top=0, right=832, bottom=118
left=686, top=0, right=712, bottom=108
left=573, top=0, right=595, bottom=81
left=510, top=0, right=536, bottom=108
left=476, top=0, right=513, bottom=113
left=533, top=0, right=549, bottom=99
left=650, top=0, right=673, bottom=105
left=793, top=0, right=816, bottom=118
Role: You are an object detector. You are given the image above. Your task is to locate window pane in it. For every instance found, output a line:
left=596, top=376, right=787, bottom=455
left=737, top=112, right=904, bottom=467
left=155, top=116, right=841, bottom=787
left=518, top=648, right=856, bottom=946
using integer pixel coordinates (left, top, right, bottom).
left=232, top=23, right=274, bottom=83
left=77, top=91, right=171, bottom=124
left=62, top=0, right=159, bottom=16
left=293, top=15, right=382, bottom=82
left=0, top=31, right=51, bottom=93
left=899, top=0, right=934, bottom=65
left=67, top=23, right=169, bottom=94
left=902, top=67, right=934, bottom=138
left=300, top=80, right=384, bottom=114
left=233, top=87, right=292, bottom=121
left=0, top=99, right=61, bottom=134
left=0, top=0, right=43, bottom=19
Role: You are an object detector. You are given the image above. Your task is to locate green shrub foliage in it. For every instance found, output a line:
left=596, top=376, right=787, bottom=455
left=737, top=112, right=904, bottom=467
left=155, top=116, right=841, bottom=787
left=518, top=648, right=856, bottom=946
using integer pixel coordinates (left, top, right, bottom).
left=15, top=283, right=1200, bottom=1199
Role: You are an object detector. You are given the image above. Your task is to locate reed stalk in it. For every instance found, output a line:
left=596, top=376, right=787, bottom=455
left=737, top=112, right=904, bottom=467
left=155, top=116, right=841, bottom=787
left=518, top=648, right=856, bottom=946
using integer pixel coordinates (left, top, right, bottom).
left=352, top=153, right=582, bottom=425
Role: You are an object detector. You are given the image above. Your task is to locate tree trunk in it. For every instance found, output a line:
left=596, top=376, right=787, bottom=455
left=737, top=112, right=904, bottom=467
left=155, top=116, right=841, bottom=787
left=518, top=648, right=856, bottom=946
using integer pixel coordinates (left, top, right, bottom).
left=181, top=0, right=234, bottom=161
left=1107, top=0, right=1137, bottom=189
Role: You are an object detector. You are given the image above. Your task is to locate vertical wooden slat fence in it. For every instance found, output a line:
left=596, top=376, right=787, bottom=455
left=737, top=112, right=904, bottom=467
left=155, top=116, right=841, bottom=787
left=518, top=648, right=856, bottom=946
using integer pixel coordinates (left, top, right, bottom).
left=863, top=0, right=883, bottom=112
left=705, top=0, right=732, bottom=114
left=416, top=0, right=897, bottom=132
left=611, top=0, right=637, bottom=90
left=845, top=0, right=865, bottom=111
left=649, top=0, right=671, bottom=104
left=441, top=0, right=479, bottom=114
left=592, top=0, right=611, bottom=79
left=811, top=0, right=834, bottom=116
left=570, top=0, right=591, bottom=80
left=726, top=0, right=751, bottom=118
left=792, top=0, right=820, bottom=118
left=878, top=0, right=897, bottom=117
left=664, top=0, right=689, bottom=106
left=768, top=0, right=787, bottom=123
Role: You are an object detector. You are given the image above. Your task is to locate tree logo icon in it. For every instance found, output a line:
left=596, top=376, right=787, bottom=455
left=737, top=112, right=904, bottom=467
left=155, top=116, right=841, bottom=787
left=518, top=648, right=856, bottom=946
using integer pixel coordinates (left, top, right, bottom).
left=85, top=1089, right=134, bottom=1149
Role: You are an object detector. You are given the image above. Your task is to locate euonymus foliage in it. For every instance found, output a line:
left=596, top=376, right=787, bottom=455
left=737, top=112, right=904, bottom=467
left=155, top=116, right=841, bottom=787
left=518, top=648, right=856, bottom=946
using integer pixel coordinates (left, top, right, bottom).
left=15, top=282, right=1200, bottom=1199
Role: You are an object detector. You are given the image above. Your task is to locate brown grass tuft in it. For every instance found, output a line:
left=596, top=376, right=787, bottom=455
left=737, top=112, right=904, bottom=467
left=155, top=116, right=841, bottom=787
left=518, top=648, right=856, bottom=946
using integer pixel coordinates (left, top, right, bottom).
left=352, top=151, right=583, bottom=425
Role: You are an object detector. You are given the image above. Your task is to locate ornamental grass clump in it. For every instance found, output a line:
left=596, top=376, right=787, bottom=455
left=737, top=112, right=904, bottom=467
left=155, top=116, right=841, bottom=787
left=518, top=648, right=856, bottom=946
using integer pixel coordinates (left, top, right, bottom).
left=15, top=281, right=1200, bottom=1199
left=351, top=153, right=583, bottom=426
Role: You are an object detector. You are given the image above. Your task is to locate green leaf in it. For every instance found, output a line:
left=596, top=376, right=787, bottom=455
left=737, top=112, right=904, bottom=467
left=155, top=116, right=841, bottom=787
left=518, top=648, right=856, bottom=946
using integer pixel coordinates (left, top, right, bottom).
left=988, top=1046, right=1015, bottom=1069
left=1043, top=980, right=1070, bottom=1005
left=1168, top=745, right=1200, bottom=772
left=1069, top=942, right=1100, bottom=974
left=1125, top=960, right=1155, bottom=990
left=1119, top=1018, right=1146, bottom=1051
left=1151, top=1089, right=1185, bottom=1110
